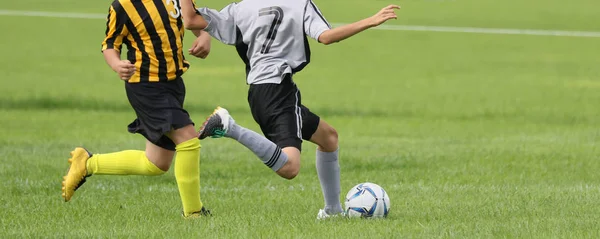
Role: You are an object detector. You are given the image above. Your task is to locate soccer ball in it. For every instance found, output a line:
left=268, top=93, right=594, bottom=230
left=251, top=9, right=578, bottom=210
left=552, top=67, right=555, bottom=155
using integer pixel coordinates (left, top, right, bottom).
left=344, top=182, right=390, bottom=218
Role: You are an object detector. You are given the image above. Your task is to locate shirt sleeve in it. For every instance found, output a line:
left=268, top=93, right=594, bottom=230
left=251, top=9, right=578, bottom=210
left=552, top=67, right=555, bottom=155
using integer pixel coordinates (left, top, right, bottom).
left=197, top=4, right=238, bottom=45
left=304, top=0, right=331, bottom=42
left=101, top=5, right=128, bottom=52
left=192, top=0, right=200, bottom=14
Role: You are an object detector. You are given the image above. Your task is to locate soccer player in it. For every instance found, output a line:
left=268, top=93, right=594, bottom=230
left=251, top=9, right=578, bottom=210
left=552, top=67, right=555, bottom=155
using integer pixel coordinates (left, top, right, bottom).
left=180, top=0, right=399, bottom=218
left=61, top=0, right=211, bottom=218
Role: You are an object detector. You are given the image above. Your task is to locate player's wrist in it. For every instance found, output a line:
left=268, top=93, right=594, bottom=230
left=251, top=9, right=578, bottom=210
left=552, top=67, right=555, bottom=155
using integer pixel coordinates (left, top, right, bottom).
left=365, top=16, right=378, bottom=28
left=110, top=62, right=123, bottom=73
left=108, top=62, right=119, bottom=72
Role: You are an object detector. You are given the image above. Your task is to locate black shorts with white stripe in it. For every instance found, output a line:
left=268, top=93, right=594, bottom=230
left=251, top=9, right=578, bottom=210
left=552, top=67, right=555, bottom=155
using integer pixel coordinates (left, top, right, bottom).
left=247, top=75, right=320, bottom=151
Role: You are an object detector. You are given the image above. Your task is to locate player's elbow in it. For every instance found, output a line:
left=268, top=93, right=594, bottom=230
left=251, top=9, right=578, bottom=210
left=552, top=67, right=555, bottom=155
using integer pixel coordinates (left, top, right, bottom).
left=318, top=36, right=334, bottom=45
left=319, top=30, right=339, bottom=45
left=183, top=16, right=208, bottom=30
left=320, top=40, right=333, bottom=45
left=318, top=34, right=338, bottom=45
left=183, top=21, right=194, bottom=30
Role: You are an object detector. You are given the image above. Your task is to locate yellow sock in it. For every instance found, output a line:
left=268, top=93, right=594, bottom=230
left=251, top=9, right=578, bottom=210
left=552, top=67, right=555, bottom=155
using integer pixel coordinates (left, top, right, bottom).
left=174, top=138, right=203, bottom=216
left=86, top=150, right=166, bottom=176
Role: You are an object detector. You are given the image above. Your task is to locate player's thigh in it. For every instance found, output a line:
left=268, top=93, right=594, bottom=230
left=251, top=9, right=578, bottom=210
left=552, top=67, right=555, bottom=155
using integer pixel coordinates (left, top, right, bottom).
left=125, top=78, right=194, bottom=150
left=145, top=140, right=175, bottom=171
left=248, top=79, right=303, bottom=151
left=163, top=78, right=197, bottom=145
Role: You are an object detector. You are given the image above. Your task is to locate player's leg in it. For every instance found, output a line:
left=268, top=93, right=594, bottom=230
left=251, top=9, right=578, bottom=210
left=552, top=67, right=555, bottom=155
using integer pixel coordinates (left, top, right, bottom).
left=308, top=119, right=339, bottom=152
left=166, top=124, right=210, bottom=217
left=85, top=139, right=172, bottom=176
left=61, top=140, right=172, bottom=202
left=163, top=78, right=209, bottom=218
left=198, top=107, right=299, bottom=179
left=144, top=140, right=175, bottom=171
left=277, top=147, right=301, bottom=179
left=306, top=117, right=343, bottom=218
left=198, top=77, right=303, bottom=179
left=80, top=80, right=178, bottom=177
left=290, top=102, right=342, bottom=218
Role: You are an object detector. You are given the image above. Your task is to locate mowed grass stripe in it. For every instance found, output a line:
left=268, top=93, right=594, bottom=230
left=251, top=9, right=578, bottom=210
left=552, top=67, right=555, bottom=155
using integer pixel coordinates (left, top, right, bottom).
left=2, top=9, right=600, bottom=37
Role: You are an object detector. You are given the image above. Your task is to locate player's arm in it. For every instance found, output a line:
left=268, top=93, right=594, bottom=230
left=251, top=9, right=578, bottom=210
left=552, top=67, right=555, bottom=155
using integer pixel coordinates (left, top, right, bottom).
left=195, top=5, right=238, bottom=45
left=189, top=30, right=212, bottom=59
left=318, top=5, right=400, bottom=45
left=319, top=5, right=399, bottom=45
left=102, top=50, right=135, bottom=81
left=181, top=0, right=208, bottom=30
left=191, top=30, right=203, bottom=37
left=101, top=5, right=135, bottom=80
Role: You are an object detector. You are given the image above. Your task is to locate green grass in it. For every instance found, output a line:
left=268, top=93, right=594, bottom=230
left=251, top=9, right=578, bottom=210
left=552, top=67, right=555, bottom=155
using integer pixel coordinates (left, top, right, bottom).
left=1, top=0, right=600, bottom=238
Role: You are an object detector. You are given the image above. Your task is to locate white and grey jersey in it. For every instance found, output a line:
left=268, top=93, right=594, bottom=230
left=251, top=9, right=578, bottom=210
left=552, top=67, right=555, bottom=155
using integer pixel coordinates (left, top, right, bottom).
left=197, top=0, right=331, bottom=84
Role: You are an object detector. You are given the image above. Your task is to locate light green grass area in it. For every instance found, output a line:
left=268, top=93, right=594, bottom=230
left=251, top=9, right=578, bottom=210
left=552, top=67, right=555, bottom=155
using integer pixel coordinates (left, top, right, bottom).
left=1, top=0, right=599, bottom=238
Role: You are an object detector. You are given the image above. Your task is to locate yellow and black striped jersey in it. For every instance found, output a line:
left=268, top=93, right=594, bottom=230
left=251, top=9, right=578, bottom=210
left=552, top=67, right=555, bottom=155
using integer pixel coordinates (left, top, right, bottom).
left=102, top=0, right=198, bottom=83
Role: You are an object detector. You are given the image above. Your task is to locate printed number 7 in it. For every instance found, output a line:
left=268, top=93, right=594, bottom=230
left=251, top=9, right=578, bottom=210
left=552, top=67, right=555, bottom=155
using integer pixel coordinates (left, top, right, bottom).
left=259, top=7, right=283, bottom=54
left=166, top=0, right=181, bottom=19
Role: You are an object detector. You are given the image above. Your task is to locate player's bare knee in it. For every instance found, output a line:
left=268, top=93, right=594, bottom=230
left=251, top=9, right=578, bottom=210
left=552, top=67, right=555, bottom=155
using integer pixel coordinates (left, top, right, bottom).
left=147, top=155, right=171, bottom=172
left=281, top=166, right=299, bottom=180
left=169, top=124, right=198, bottom=145
left=145, top=144, right=175, bottom=172
left=277, top=158, right=300, bottom=180
left=147, top=159, right=171, bottom=172
left=320, top=126, right=339, bottom=152
left=154, top=162, right=170, bottom=172
left=327, top=126, right=339, bottom=146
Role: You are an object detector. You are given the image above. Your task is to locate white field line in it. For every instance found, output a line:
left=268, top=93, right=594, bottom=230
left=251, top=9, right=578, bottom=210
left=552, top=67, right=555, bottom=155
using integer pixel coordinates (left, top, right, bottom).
left=367, top=24, right=600, bottom=38
left=2, top=9, right=600, bottom=38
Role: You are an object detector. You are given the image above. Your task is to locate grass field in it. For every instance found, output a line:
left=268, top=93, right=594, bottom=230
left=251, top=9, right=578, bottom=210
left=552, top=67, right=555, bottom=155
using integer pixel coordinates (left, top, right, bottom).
left=1, top=0, right=600, bottom=238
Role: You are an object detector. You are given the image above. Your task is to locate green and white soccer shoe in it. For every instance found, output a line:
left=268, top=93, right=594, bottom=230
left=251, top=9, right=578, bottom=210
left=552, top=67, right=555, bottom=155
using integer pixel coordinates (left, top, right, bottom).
left=198, top=107, right=232, bottom=139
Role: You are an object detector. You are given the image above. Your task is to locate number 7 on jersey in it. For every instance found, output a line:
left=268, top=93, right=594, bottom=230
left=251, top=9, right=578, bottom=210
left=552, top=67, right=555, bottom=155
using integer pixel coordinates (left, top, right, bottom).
left=259, top=7, right=284, bottom=54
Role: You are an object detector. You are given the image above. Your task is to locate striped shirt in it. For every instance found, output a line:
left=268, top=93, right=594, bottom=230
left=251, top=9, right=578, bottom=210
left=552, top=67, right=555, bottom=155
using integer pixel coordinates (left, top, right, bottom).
left=102, top=0, right=198, bottom=83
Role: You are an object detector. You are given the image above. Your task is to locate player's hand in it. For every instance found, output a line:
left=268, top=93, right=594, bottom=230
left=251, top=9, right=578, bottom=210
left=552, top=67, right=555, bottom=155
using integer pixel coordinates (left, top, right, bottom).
left=369, top=5, right=400, bottom=27
left=189, top=34, right=211, bottom=59
left=113, top=60, right=136, bottom=81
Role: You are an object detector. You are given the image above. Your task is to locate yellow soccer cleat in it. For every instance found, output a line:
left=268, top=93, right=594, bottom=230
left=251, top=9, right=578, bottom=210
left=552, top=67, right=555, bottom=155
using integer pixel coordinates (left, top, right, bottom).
left=183, top=207, right=212, bottom=219
left=61, top=147, right=92, bottom=202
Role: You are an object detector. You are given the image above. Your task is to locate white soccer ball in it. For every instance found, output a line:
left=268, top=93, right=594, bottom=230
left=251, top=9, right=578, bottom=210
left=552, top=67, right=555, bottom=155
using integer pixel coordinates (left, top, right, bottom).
left=344, top=182, right=390, bottom=218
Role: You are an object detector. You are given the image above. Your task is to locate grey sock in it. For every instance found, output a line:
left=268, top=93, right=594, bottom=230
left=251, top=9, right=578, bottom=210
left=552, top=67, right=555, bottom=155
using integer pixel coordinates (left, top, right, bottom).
left=316, top=148, right=343, bottom=214
left=226, top=122, right=288, bottom=171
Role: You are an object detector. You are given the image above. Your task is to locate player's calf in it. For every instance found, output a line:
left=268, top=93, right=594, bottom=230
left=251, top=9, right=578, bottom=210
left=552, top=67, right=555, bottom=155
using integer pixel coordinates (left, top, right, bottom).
left=170, top=125, right=208, bottom=217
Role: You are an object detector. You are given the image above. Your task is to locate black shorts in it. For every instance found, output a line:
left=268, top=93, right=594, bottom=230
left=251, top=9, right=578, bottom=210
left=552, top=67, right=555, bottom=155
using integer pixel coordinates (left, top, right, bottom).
left=247, top=75, right=320, bottom=151
left=125, top=77, right=193, bottom=151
